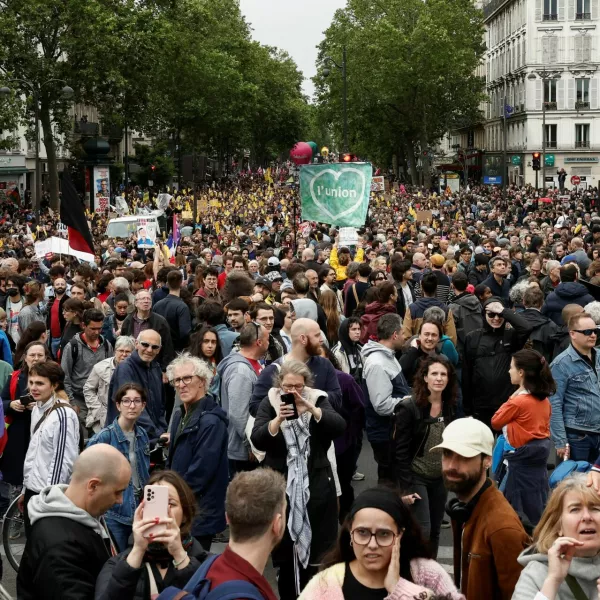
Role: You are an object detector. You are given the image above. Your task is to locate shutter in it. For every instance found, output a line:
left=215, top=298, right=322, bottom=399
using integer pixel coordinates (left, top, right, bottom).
left=575, top=36, right=583, bottom=62
left=569, top=0, right=577, bottom=19
left=536, top=0, right=543, bottom=20
left=568, top=78, right=576, bottom=108
left=551, top=37, right=559, bottom=62
left=584, top=35, right=592, bottom=61
left=536, top=79, right=543, bottom=109
left=591, top=77, right=598, bottom=108
left=558, top=78, right=566, bottom=108
left=565, top=36, right=573, bottom=62
left=558, top=36, right=566, bottom=62
left=592, top=0, right=599, bottom=19
left=559, top=0, right=566, bottom=19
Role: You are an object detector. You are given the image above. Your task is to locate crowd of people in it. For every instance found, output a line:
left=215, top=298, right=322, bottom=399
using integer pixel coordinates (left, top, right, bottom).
left=0, top=178, right=600, bottom=599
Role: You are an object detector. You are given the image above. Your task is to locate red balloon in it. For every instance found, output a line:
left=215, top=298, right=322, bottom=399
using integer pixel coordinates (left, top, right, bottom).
left=290, top=142, right=313, bottom=165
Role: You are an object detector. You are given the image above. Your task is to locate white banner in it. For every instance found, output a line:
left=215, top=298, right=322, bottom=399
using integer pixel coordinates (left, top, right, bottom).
left=35, top=237, right=95, bottom=263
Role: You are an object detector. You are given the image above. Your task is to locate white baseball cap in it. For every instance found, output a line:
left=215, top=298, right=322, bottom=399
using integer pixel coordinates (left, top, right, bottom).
left=430, top=418, right=494, bottom=458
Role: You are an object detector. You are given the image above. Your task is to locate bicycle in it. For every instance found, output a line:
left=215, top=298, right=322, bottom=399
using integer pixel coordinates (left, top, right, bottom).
left=2, top=494, right=26, bottom=572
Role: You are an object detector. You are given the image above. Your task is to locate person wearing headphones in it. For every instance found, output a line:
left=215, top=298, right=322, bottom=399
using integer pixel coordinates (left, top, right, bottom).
left=432, top=418, right=530, bottom=600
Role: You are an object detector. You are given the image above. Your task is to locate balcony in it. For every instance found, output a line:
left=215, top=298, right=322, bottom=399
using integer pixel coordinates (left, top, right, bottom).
left=544, top=101, right=558, bottom=110
left=575, top=140, right=590, bottom=148
left=576, top=101, right=590, bottom=110
left=543, top=13, right=558, bottom=19
left=576, top=12, right=591, bottom=18
left=74, top=120, right=99, bottom=137
left=102, top=125, right=124, bottom=142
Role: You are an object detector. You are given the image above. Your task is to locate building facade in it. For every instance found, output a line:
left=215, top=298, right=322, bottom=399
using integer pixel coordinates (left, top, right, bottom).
left=483, top=0, right=600, bottom=189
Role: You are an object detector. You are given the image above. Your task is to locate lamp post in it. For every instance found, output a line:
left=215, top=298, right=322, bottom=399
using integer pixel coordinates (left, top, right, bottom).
left=323, top=47, right=348, bottom=153
left=528, top=69, right=561, bottom=190
left=0, top=79, right=73, bottom=222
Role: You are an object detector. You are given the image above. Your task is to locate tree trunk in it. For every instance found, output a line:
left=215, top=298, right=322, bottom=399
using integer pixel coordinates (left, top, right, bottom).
left=39, top=99, right=59, bottom=211
left=420, top=129, right=432, bottom=189
left=403, top=139, right=418, bottom=185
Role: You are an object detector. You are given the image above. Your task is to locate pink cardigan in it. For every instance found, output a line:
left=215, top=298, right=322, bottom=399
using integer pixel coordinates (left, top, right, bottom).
left=298, top=558, right=465, bottom=600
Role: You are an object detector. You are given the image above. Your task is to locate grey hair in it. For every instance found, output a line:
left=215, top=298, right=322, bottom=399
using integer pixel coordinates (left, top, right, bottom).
left=166, top=353, right=214, bottom=388
left=112, top=276, right=130, bottom=292
left=546, top=259, right=561, bottom=273
left=115, top=336, right=135, bottom=351
left=584, top=301, right=600, bottom=325
left=509, top=280, right=530, bottom=306
left=423, top=306, right=446, bottom=326
left=272, top=359, right=314, bottom=388
left=377, top=313, right=402, bottom=341
left=346, top=262, right=360, bottom=280
left=136, top=329, right=162, bottom=344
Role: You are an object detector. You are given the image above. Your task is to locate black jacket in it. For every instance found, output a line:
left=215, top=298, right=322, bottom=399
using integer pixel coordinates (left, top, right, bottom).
left=520, top=308, right=559, bottom=362
left=95, top=539, right=208, bottom=600
left=468, top=267, right=489, bottom=287
left=462, top=309, right=533, bottom=416
left=392, top=396, right=454, bottom=490
left=394, top=281, right=415, bottom=321
left=120, top=311, right=175, bottom=370
left=152, top=294, right=193, bottom=352
left=18, top=516, right=112, bottom=600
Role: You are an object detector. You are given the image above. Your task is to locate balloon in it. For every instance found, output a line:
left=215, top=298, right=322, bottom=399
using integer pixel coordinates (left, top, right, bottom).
left=307, top=141, right=318, bottom=155
left=290, top=142, right=313, bottom=165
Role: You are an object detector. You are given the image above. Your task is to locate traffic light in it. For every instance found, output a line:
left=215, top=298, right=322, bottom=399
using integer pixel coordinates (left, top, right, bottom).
left=532, top=153, right=541, bottom=171
left=341, top=153, right=356, bottom=163
left=150, top=164, right=156, bottom=172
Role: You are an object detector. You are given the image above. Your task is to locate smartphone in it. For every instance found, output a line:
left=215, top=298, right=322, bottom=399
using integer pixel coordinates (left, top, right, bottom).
left=281, top=392, right=299, bottom=420
left=19, top=394, right=34, bottom=407
left=143, top=485, right=169, bottom=538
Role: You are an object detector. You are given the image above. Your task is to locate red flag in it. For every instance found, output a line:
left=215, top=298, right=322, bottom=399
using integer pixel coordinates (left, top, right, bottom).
left=60, top=168, right=94, bottom=255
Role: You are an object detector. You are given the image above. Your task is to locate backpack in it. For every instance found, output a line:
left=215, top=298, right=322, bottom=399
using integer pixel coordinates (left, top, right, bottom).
left=157, top=554, right=265, bottom=600
left=449, top=301, right=484, bottom=354
left=71, top=337, right=110, bottom=363
left=549, top=460, right=592, bottom=489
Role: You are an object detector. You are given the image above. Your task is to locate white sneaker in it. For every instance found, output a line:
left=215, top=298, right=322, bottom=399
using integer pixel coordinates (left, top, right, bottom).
left=352, top=472, right=365, bottom=481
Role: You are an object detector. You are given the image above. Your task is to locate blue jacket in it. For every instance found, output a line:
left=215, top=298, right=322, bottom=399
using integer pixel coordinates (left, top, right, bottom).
left=0, top=331, right=12, bottom=367
left=87, top=418, right=150, bottom=525
left=107, top=351, right=167, bottom=442
left=550, top=344, right=600, bottom=448
left=167, top=395, right=229, bottom=536
left=213, top=324, right=239, bottom=357
left=542, top=282, right=595, bottom=325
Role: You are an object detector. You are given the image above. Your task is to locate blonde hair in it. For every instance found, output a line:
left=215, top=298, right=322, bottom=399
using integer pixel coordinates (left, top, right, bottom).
left=533, top=474, right=600, bottom=553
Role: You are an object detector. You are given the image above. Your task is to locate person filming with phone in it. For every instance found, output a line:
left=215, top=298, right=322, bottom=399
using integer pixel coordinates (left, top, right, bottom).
left=251, top=359, right=346, bottom=599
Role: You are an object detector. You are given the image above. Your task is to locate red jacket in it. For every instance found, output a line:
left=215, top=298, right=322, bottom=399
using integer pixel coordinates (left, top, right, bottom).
left=360, top=302, right=397, bottom=344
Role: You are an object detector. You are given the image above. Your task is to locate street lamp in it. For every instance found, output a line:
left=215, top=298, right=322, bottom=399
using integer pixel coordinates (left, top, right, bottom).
left=323, top=47, right=348, bottom=153
left=527, top=69, right=561, bottom=191
left=0, top=80, right=73, bottom=222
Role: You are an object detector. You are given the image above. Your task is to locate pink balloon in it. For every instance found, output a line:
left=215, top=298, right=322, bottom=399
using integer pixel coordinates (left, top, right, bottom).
left=290, top=142, right=313, bottom=165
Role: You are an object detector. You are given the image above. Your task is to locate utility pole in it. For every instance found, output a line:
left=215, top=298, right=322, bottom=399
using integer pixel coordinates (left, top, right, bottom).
left=502, top=77, right=508, bottom=198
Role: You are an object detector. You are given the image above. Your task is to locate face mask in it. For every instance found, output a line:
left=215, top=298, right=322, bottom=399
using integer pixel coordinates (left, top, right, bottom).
left=7, top=288, right=18, bottom=297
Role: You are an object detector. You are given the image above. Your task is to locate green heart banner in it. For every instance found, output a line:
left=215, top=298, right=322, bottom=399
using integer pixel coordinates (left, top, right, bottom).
left=299, top=162, right=372, bottom=227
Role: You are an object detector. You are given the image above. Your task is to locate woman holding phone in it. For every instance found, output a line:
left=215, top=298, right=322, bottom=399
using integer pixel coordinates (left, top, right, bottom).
left=96, top=470, right=208, bottom=600
left=251, top=359, right=346, bottom=599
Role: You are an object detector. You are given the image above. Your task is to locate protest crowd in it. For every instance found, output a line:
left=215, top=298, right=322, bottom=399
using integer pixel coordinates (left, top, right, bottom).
left=2, top=174, right=600, bottom=600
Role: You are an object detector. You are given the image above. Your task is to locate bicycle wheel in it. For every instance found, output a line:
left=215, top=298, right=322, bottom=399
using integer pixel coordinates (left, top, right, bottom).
left=2, top=495, right=26, bottom=572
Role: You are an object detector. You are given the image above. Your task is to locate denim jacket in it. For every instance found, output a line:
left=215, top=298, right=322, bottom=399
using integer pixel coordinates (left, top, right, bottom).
left=549, top=344, right=600, bottom=448
left=87, top=418, right=150, bottom=524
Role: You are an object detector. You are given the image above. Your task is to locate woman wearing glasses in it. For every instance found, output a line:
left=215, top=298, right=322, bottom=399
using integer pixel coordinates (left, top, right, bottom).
left=87, top=383, right=150, bottom=552
left=299, top=487, right=463, bottom=600
left=251, top=359, right=346, bottom=599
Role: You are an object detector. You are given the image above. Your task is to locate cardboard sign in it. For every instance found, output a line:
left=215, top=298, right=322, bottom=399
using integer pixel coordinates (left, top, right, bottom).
left=416, top=210, right=433, bottom=223
left=181, top=211, right=193, bottom=220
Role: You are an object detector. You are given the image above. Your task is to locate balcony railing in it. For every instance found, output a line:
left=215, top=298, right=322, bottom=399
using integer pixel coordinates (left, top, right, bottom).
left=576, top=101, right=590, bottom=109
left=543, top=13, right=558, bottom=19
left=575, top=140, right=591, bottom=148
left=576, top=12, right=591, bottom=18
left=74, top=120, right=99, bottom=136
left=545, top=141, right=558, bottom=148
left=544, top=101, right=558, bottom=110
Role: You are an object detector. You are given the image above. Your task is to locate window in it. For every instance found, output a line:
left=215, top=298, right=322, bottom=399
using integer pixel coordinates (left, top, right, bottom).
left=545, top=124, right=557, bottom=148
left=575, top=123, right=590, bottom=147
left=544, top=0, right=558, bottom=19
left=576, top=79, right=590, bottom=106
left=544, top=79, right=557, bottom=103
left=577, top=0, right=591, bottom=19
left=575, top=36, right=592, bottom=62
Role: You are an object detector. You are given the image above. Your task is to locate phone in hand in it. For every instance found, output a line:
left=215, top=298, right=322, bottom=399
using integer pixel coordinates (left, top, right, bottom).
left=143, top=485, right=169, bottom=538
left=19, top=394, right=34, bottom=407
left=281, top=392, right=299, bottom=420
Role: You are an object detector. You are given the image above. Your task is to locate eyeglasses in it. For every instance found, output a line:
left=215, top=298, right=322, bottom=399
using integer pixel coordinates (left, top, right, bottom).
left=139, top=341, right=161, bottom=351
left=282, top=384, right=304, bottom=392
left=351, top=528, right=397, bottom=547
left=485, top=311, right=503, bottom=319
left=121, top=398, right=143, bottom=406
left=573, top=328, right=599, bottom=337
left=376, top=276, right=386, bottom=281
left=169, top=375, right=197, bottom=387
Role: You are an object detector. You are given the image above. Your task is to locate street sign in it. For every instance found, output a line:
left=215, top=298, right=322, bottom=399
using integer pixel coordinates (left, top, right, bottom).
left=571, top=175, right=581, bottom=185
left=511, top=155, right=521, bottom=165
left=545, top=154, right=555, bottom=167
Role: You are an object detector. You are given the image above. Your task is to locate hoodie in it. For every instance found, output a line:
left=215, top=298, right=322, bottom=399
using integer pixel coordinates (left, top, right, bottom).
left=362, top=340, right=410, bottom=443
left=520, top=307, right=559, bottom=361
left=360, top=301, right=397, bottom=344
left=542, top=281, right=595, bottom=325
left=17, top=484, right=113, bottom=600
left=217, top=352, right=258, bottom=460
left=449, top=292, right=484, bottom=357
left=513, top=546, right=600, bottom=599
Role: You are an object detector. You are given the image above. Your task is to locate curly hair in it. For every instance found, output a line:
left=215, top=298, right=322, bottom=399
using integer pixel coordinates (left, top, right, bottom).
left=411, top=355, right=458, bottom=408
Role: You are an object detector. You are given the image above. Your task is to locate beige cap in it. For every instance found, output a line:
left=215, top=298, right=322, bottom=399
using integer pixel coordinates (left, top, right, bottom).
left=430, top=417, right=494, bottom=457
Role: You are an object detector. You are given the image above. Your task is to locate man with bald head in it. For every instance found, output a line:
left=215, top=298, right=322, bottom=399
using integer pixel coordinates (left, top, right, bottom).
left=411, top=252, right=428, bottom=284
left=249, top=318, right=342, bottom=416
left=107, top=329, right=168, bottom=442
left=18, top=444, right=131, bottom=599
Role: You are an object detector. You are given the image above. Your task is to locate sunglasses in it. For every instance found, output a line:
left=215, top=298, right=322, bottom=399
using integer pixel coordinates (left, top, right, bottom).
left=485, top=311, right=503, bottom=319
left=573, top=328, right=599, bottom=336
left=139, top=341, right=161, bottom=351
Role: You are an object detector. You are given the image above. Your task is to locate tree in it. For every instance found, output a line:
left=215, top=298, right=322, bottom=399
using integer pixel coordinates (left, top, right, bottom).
left=314, top=0, right=486, bottom=186
left=131, top=142, right=174, bottom=189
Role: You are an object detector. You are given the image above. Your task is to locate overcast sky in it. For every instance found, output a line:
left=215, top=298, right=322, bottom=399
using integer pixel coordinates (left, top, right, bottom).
left=239, top=0, right=347, bottom=100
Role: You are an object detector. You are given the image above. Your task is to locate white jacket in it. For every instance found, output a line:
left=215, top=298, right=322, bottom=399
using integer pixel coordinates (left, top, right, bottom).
left=23, top=396, right=80, bottom=493
left=83, top=357, right=116, bottom=433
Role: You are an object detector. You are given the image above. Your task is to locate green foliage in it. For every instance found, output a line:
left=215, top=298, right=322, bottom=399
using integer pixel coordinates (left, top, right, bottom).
left=314, top=0, right=486, bottom=184
left=131, top=142, right=174, bottom=188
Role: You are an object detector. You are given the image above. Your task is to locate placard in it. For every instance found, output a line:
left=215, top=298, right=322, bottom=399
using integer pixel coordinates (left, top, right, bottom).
left=338, top=226, right=358, bottom=247
left=136, top=218, right=156, bottom=249
left=371, top=176, right=385, bottom=192
left=416, top=210, right=433, bottom=223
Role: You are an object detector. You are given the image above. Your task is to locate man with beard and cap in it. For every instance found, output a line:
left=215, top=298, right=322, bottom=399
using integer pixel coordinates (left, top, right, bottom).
left=248, top=318, right=342, bottom=418
left=433, top=418, right=529, bottom=600
left=462, top=297, right=532, bottom=429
